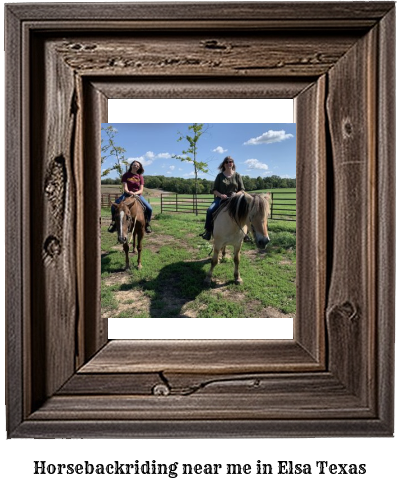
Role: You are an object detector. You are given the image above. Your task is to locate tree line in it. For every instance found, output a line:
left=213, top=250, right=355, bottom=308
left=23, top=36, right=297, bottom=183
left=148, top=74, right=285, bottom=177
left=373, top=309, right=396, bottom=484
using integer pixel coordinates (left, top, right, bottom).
left=101, top=174, right=296, bottom=194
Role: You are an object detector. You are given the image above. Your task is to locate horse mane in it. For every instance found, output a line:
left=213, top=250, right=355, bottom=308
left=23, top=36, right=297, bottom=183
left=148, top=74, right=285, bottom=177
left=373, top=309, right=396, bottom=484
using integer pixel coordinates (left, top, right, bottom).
left=225, top=193, right=250, bottom=225
left=251, top=193, right=270, bottom=218
left=225, top=193, right=269, bottom=225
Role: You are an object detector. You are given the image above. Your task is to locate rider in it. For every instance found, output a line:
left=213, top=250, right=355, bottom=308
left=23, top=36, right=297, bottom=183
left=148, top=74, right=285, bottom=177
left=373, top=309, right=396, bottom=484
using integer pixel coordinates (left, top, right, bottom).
left=202, top=156, right=245, bottom=240
left=108, top=160, right=153, bottom=234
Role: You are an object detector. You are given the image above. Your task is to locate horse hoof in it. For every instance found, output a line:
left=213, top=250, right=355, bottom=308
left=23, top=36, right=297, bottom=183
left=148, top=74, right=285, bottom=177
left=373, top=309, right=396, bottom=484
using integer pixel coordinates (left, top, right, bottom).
left=204, top=277, right=212, bottom=286
left=235, top=278, right=243, bottom=285
left=137, top=264, right=142, bottom=270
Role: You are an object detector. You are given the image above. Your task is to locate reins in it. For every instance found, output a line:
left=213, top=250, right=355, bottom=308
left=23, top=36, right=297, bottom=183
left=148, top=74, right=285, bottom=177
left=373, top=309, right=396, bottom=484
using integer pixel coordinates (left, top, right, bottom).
left=128, top=215, right=137, bottom=245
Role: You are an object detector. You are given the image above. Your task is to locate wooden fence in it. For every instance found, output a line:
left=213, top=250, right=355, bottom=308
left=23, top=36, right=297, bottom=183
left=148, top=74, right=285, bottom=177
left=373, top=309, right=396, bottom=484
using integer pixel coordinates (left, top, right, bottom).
left=101, top=193, right=120, bottom=208
left=160, top=191, right=296, bottom=221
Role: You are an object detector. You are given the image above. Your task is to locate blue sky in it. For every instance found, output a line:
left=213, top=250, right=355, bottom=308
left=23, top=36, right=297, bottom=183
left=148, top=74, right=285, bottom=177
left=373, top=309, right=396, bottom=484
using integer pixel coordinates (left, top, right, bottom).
left=101, top=123, right=296, bottom=181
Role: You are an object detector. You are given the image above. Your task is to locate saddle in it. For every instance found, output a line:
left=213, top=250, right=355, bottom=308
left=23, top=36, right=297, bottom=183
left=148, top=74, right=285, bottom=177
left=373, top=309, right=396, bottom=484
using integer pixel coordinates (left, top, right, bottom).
left=212, top=193, right=238, bottom=223
left=198, top=195, right=234, bottom=239
left=124, top=195, right=146, bottom=213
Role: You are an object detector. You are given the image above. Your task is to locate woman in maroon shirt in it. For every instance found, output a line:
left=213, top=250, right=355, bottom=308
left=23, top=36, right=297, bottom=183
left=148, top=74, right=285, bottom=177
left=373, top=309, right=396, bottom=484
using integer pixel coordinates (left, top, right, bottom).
left=108, top=160, right=153, bottom=234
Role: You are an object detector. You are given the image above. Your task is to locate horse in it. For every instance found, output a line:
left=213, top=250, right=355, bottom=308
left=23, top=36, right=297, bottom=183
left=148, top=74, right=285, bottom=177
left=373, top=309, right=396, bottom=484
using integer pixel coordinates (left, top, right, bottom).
left=111, top=196, right=146, bottom=270
left=205, top=192, right=271, bottom=285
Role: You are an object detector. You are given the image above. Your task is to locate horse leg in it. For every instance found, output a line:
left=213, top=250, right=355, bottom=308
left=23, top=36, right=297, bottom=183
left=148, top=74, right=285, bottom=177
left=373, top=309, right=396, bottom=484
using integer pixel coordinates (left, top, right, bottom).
left=136, top=230, right=143, bottom=269
left=132, top=233, right=137, bottom=254
left=205, top=245, right=221, bottom=285
left=233, top=243, right=243, bottom=284
left=123, top=242, right=130, bottom=270
left=221, top=246, right=226, bottom=261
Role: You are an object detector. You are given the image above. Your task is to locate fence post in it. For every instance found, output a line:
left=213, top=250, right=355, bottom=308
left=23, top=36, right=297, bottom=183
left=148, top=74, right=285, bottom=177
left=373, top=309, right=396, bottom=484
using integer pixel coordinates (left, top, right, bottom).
left=176, top=193, right=178, bottom=212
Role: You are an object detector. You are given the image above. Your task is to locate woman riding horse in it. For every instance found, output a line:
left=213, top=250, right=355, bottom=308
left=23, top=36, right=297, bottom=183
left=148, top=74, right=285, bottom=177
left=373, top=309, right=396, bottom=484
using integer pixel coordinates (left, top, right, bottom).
left=108, top=160, right=153, bottom=234
left=202, top=156, right=245, bottom=240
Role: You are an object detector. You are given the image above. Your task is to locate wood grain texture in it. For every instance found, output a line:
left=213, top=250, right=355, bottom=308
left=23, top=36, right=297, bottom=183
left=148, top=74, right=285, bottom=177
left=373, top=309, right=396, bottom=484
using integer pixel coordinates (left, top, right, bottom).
left=54, top=33, right=360, bottom=78
left=79, top=340, right=321, bottom=374
left=5, top=2, right=395, bottom=438
left=14, top=418, right=391, bottom=439
left=7, top=2, right=394, bottom=22
left=30, top=36, right=78, bottom=408
left=5, top=4, right=25, bottom=436
left=92, top=78, right=311, bottom=100
left=325, top=26, right=377, bottom=404
left=81, top=81, right=108, bottom=361
left=375, top=6, right=396, bottom=432
left=295, top=75, right=326, bottom=363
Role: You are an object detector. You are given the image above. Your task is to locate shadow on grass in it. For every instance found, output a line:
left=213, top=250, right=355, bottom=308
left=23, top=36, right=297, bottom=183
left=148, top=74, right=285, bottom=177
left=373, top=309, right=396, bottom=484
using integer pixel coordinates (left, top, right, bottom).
left=116, top=258, right=213, bottom=318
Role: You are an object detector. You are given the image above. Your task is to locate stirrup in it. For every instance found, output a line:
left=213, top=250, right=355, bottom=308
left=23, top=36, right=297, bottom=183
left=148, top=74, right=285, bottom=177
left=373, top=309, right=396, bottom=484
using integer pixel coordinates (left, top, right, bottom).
left=145, top=223, right=152, bottom=234
left=202, top=230, right=212, bottom=241
left=108, top=222, right=116, bottom=233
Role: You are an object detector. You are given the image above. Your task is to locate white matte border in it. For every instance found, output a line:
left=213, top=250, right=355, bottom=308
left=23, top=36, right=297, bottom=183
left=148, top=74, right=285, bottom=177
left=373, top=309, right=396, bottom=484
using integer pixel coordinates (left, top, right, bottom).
left=108, top=317, right=294, bottom=339
left=109, top=99, right=294, bottom=123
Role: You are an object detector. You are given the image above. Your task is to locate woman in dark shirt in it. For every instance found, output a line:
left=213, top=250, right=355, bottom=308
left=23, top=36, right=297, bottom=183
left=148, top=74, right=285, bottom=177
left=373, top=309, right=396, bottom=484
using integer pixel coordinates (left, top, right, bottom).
left=108, top=160, right=153, bottom=234
left=202, top=156, right=245, bottom=240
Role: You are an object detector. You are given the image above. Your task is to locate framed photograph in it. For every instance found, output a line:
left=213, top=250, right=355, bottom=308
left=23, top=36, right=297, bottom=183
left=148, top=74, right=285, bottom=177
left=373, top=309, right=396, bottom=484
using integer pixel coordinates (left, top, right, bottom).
left=100, top=118, right=296, bottom=341
left=5, top=2, right=395, bottom=437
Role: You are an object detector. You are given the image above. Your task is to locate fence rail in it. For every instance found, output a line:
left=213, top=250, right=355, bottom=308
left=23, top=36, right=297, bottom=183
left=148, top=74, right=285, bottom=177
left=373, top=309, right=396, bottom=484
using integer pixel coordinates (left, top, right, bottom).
left=161, top=191, right=296, bottom=221
left=102, top=192, right=296, bottom=221
left=101, top=193, right=120, bottom=208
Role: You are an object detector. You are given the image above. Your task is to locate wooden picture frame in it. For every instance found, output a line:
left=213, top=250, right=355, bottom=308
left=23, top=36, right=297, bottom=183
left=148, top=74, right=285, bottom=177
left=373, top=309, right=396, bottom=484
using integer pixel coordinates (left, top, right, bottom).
left=5, top=2, right=395, bottom=438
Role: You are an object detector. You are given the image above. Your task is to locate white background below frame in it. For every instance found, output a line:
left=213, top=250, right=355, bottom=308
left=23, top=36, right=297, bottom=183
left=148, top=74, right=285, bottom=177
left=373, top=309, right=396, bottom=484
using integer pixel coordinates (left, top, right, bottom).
left=108, top=98, right=294, bottom=340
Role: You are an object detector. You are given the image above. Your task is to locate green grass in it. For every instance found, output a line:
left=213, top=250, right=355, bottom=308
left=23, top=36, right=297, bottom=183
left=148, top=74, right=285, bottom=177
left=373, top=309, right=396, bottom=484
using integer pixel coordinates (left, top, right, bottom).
left=101, top=210, right=296, bottom=318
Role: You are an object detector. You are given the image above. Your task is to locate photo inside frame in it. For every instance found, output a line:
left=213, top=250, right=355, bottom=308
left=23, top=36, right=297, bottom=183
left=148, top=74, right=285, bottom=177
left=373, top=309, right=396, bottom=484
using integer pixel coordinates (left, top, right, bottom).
left=102, top=100, right=295, bottom=339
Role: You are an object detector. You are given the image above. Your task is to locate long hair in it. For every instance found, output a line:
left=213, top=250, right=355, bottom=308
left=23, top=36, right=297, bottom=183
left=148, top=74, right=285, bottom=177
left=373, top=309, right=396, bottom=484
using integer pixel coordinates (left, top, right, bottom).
left=218, top=156, right=236, bottom=172
left=128, top=160, right=144, bottom=175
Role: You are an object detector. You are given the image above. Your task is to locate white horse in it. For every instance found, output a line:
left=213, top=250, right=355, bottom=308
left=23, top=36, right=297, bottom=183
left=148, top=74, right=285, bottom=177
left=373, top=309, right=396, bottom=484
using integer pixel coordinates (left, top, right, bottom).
left=205, top=192, right=271, bottom=285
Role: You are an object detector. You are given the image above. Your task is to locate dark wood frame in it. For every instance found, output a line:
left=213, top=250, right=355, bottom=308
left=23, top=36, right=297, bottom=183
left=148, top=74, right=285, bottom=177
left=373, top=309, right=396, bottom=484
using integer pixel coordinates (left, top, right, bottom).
left=5, top=2, right=395, bottom=438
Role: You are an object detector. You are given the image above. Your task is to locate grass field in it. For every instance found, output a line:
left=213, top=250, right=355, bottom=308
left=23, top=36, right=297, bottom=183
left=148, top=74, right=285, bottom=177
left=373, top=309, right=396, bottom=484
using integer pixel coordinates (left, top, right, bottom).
left=101, top=210, right=296, bottom=319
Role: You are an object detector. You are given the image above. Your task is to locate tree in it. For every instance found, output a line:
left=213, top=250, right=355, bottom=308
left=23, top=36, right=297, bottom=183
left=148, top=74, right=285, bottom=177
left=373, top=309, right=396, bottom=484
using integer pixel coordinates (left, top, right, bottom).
left=101, top=125, right=129, bottom=184
left=256, top=176, right=264, bottom=190
left=172, top=124, right=208, bottom=214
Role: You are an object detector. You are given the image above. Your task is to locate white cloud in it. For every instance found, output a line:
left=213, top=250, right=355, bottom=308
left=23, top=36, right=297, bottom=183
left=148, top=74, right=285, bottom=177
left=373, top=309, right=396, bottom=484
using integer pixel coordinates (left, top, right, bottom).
left=183, top=171, right=195, bottom=177
left=127, top=156, right=152, bottom=167
left=244, top=158, right=269, bottom=171
left=172, top=154, right=193, bottom=163
left=127, top=151, right=172, bottom=167
left=244, top=130, right=294, bottom=145
left=212, top=146, right=227, bottom=154
left=169, top=165, right=175, bottom=171
left=157, top=152, right=172, bottom=159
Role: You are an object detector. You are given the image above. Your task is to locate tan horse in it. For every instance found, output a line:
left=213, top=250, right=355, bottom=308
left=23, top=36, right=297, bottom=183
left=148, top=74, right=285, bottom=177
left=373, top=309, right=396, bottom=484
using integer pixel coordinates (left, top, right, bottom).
left=112, top=196, right=145, bottom=270
left=205, top=192, right=270, bottom=285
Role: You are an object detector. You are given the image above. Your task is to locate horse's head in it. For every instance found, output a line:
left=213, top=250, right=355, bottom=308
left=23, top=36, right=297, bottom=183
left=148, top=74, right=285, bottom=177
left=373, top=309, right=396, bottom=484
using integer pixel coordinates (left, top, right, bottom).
left=249, top=194, right=271, bottom=250
left=112, top=202, right=132, bottom=245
